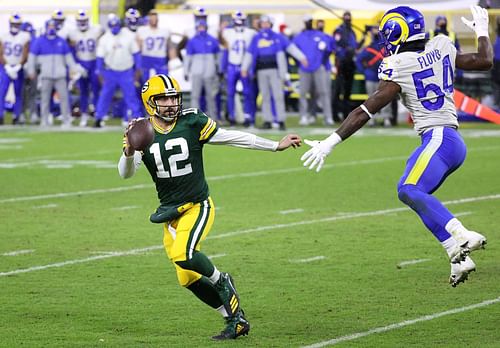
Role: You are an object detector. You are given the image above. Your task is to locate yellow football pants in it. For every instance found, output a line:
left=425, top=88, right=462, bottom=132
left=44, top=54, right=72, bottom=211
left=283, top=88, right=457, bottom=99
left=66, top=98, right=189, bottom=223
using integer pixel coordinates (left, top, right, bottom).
left=163, top=197, right=215, bottom=287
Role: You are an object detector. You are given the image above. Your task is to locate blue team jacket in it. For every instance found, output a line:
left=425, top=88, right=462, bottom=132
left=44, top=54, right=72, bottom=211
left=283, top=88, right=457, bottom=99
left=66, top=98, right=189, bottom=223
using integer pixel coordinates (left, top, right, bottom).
left=247, top=29, right=285, bottom=71
left=356, top=43, right=384, bottom=82
left=293, top=29, right=332, bottom=73
left=27, top=35, right=75, bottom=79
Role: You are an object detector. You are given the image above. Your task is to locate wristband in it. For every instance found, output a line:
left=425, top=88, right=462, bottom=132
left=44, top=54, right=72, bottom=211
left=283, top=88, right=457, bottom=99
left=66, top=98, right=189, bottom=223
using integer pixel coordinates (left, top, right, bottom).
left=325, top=132, right=342, bottom=147
left=360, top=104, right=374, bottom=118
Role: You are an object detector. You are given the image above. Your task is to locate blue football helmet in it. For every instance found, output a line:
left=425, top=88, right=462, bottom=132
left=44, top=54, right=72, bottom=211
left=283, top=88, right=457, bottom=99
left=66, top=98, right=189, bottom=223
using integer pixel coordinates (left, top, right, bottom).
left=76, top=9, right=89, bottom=31
left=125, top=8, right=140, bottom=31
left=378, top=6, right=426, bottom=56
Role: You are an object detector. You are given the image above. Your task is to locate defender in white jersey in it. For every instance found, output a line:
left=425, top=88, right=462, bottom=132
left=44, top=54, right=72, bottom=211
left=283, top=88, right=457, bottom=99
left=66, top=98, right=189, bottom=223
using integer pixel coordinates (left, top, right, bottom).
left=379, top=35, right=459, bottom=135
left=0, top=13, right=31, bottom=124
left=94, top=14, right=142, bottom=127
left=137, top=10, right=170, bottom=83
left=301, top=6, right=493, bottom=287
left=221, top=11, right=257, bottom=125
left=69, top=10, right=104, bottom=126
left=52, top=9, right=71, bottom=40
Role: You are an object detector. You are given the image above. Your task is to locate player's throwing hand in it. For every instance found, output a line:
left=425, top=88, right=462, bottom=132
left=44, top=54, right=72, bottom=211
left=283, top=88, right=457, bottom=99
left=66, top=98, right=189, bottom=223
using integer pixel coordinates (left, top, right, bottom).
left=277, top=134, right=302, bottom=151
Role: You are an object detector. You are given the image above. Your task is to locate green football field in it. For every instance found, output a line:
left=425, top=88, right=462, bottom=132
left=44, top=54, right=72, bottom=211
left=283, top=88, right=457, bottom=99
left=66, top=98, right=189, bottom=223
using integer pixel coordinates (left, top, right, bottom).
left=1, top=120, right=499, bottom=347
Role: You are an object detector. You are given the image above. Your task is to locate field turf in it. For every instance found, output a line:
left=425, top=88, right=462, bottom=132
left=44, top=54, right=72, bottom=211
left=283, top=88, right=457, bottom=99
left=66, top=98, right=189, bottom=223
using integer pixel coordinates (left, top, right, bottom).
left=1, top=120, right=499, bottom=347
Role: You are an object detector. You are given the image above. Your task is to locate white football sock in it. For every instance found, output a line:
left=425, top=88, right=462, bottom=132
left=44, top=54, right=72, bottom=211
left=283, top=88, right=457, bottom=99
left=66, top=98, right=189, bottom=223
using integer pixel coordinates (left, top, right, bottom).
left=441, top=236, right=459, bottom=256
left=208, top=267, right=221, bottom=284
left=216, top=305, right=229, bottom=318
left=445, top=218, right=468, bottom=243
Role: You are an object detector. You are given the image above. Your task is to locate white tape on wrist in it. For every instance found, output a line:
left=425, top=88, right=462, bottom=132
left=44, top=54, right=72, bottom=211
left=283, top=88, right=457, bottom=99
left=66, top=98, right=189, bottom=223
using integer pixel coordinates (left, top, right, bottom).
left=326, top=132, right=342, bottom=147
left=360, top=104, right=374, bottom=119
left=476, top=29, right=489, bottom=38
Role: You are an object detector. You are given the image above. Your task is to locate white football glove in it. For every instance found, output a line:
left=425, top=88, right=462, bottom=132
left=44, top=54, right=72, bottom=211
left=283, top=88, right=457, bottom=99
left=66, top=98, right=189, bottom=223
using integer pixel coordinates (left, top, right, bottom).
left=300, top=133, right=342, bottom=172
left=5, top=65, right=18, bottom=79
left=461, top=5, right=489, bottom=38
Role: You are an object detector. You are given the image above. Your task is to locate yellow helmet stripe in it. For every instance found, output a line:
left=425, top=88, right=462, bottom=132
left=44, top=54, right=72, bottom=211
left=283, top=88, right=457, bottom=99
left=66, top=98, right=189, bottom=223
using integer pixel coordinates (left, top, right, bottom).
left=380, top=12, right=409, bottom=46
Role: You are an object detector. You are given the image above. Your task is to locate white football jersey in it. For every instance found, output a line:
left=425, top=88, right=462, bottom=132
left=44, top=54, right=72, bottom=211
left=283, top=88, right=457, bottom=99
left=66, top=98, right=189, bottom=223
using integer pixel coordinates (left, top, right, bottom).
left=68, top=26, right=103, bottom=62
left=378, top=35, right=458, bottom=135
left=222, top=27, right=256, bottom=65
left=137, top=26, right=170, bottom=58
left=1, top=31, right=30, bottom=65
left=56, top=22, right=72, bottom=40
left=96, top=29, right=140, bottom=71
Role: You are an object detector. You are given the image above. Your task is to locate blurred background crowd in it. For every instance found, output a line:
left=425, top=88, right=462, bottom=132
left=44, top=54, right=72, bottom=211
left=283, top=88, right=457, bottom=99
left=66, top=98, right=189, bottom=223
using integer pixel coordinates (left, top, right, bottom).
left=0, top=0, right=499, bottom=129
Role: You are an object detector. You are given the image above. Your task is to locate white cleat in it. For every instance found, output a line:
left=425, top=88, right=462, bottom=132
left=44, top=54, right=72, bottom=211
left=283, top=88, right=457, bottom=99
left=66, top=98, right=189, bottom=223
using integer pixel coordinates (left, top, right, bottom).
left=447, top=243, right=470, bottom=264
left=79, top=113, right=89, bottom=127
left=298, top=116, right=309, bottom=126
left=463, top=231, right=487, bottom=252
left=450, top=256, right=476, bottom=287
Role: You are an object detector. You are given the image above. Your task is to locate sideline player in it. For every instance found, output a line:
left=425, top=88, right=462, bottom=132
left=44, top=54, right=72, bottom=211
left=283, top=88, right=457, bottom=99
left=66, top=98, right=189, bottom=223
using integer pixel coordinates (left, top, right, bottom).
left=68, top=10, right=103, bottom=126
left=137, top=9, right=170, bottom=84
left=94, top=15, right=142, bottom=127
left=300, top=6, right=492, bottom=287
left=118, top=74, right=301, bottom=339
left=221, top=11, right=256, bottom=126
left=0, top=13, right=30, bottom=125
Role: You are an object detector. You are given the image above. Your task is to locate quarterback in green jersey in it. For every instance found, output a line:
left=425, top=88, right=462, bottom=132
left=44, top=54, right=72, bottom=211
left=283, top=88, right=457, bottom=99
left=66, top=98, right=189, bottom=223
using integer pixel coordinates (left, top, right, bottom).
left=118, top=74, right=301, bottom=340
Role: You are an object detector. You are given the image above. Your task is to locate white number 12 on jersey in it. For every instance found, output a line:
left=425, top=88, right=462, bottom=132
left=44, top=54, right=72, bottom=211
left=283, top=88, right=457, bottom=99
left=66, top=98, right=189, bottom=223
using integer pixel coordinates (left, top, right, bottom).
left=150, top=138, right=193, bottom=178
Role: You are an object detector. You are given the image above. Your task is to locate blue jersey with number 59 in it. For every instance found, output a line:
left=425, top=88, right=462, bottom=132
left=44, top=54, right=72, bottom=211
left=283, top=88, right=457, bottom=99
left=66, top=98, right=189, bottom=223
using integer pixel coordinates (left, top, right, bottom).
left=378, top=35, right=458, bottom=135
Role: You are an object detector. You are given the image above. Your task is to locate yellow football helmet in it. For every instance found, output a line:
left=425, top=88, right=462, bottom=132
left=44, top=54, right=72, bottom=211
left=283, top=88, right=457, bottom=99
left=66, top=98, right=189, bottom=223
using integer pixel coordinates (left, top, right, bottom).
left=141, top=74, right=183, bottom=121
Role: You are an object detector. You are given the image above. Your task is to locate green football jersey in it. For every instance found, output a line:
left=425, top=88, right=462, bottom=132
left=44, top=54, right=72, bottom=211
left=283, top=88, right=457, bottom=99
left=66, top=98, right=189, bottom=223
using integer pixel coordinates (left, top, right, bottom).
left=141, top=108, right=218, bottom=208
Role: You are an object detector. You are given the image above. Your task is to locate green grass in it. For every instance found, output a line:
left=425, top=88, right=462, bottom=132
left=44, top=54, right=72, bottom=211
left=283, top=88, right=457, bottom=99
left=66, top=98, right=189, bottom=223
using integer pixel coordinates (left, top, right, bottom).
left=1, top=121, right=499, bottom=347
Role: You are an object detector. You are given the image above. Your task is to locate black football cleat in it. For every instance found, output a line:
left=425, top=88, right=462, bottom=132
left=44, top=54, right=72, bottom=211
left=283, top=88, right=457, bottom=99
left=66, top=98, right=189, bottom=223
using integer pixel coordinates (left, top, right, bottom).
left=259, top=122, right=272, bottom=129
left=212, top=311, right=250, bottom=340
left=214, top=272, right=240, bottom=317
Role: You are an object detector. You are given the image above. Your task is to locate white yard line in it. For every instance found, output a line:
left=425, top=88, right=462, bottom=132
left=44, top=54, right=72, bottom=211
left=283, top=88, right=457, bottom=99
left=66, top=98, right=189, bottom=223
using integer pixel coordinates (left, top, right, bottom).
left=301, top=296, right=500, bottom=348
left=0, top=160, right=116, bottom=169
left=0, top=156, right=405, bottom=204
left=0, top=145, right=23, bottom=150
left=0, top=248, right=224, bottom=277
left=208, top=193, right=500, bottom=240
left=111, top=205, right=140, bottom=211
left=280, top=208, right=304, bottom=215
left=1, top=144, right=498, bottom=204
left=2, top=149, right=117, bottom=163
left=208, top=253, right=226, bottom=259
left=0, top=184, right=151, bottom=204
left=0, top=246, right=162, bottom=277
left=454, top=211, right=472, bottom=217
left=397, top=259, right=431, bottom=268
left=1, top=192, right=499, bottom=278
left=290, top=256, right=326, bottom=263
left=32, top=204, right=58, bottom=209
left=2, top=249, right=35, bottom=256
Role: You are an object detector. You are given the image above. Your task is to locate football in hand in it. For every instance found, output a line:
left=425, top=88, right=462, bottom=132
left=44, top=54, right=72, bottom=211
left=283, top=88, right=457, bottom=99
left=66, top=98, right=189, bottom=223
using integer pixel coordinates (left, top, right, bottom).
left=127, top=118, right=155, bottom=151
